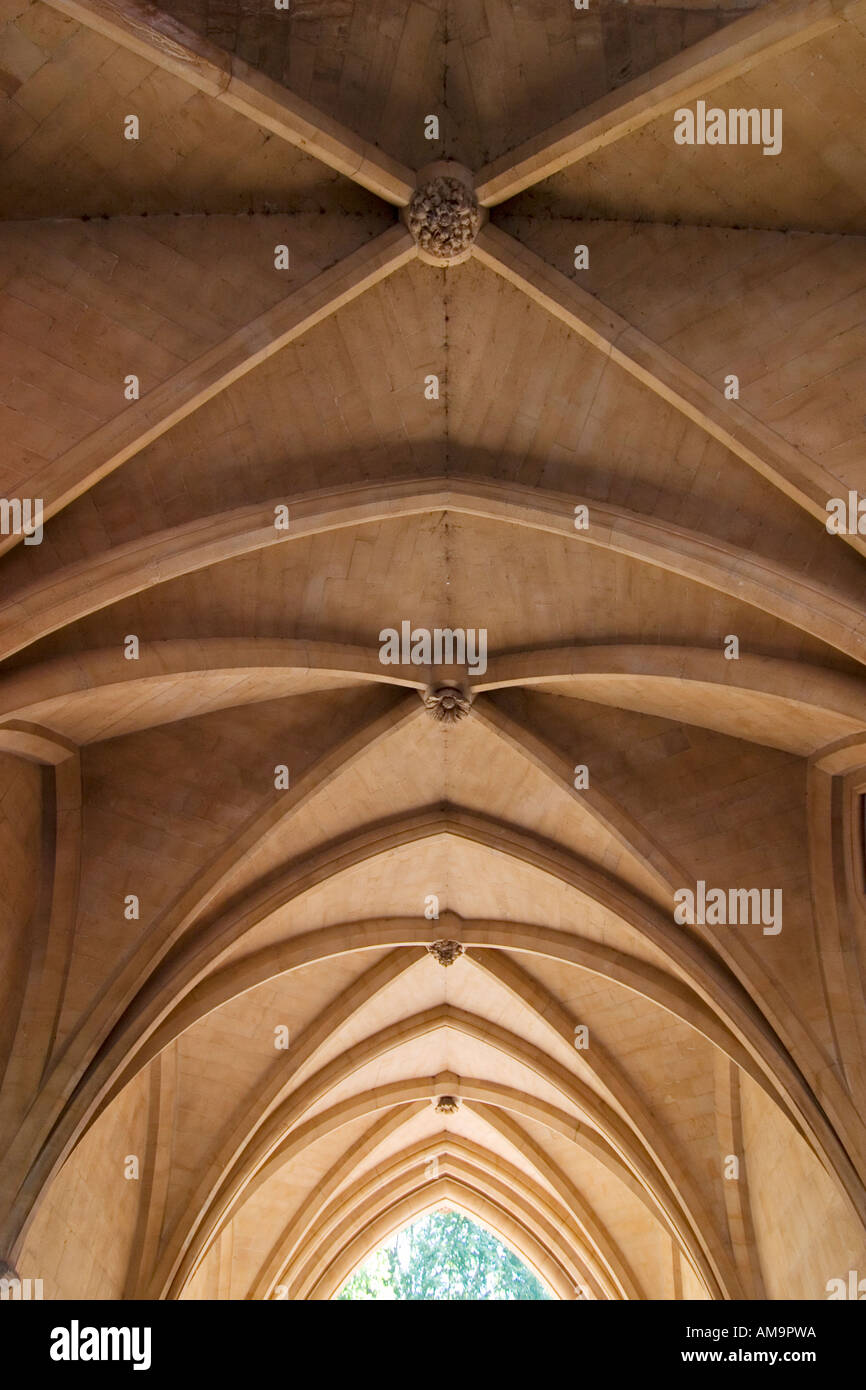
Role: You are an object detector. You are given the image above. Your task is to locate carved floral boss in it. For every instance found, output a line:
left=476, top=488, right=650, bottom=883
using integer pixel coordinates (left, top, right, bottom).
left=404, top=163, right=484, bottom=266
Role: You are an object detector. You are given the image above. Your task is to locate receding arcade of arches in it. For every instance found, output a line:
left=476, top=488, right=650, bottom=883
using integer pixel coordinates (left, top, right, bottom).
left=1, top=0, right=866, bottom=1303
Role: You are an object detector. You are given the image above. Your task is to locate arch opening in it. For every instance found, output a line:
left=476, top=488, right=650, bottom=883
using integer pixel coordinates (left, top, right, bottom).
left=335, top=1209, right=557, bottom=1301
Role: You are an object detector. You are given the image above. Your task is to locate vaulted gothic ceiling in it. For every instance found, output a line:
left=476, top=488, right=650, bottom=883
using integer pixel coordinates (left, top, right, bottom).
left=1, top=0, right=865, bottom=1301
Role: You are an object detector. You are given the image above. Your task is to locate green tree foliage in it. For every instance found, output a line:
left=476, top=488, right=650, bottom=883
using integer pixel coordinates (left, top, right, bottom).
left=338, top=1211, right=553, bottom=1300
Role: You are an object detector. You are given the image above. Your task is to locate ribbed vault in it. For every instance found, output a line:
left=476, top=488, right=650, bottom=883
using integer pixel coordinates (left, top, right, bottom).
left=1, top=0, right=866, bottom=1302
